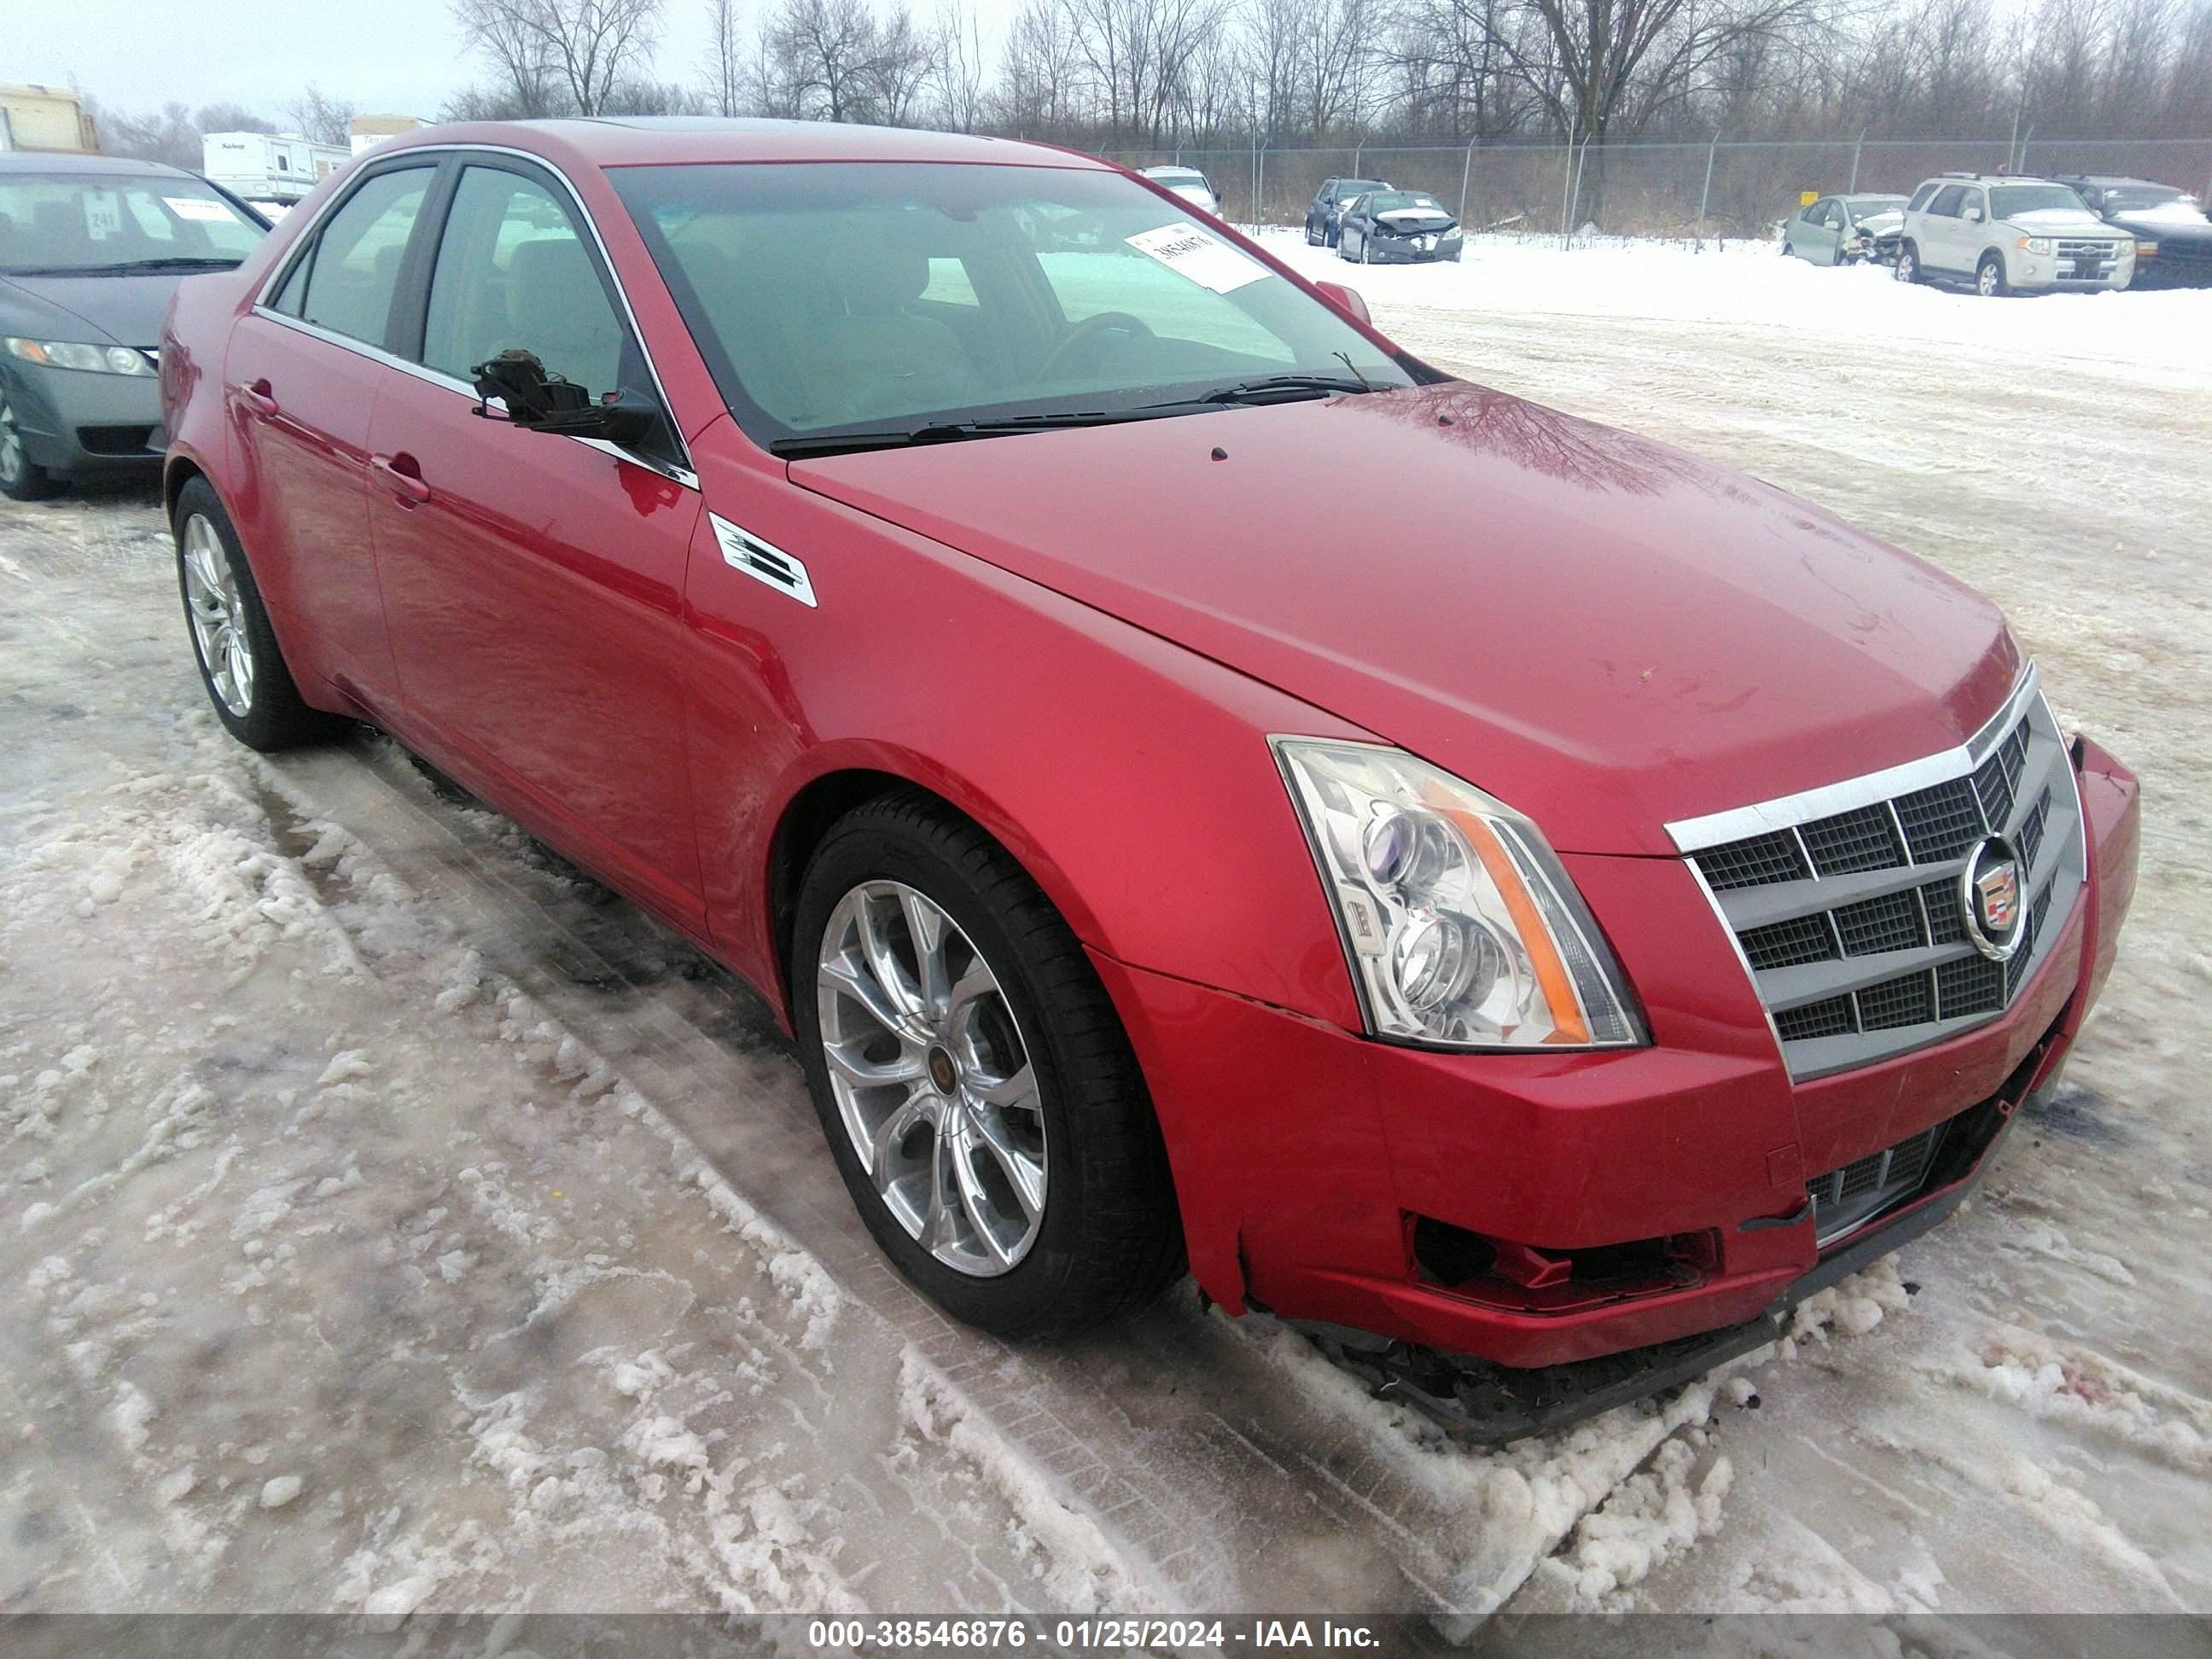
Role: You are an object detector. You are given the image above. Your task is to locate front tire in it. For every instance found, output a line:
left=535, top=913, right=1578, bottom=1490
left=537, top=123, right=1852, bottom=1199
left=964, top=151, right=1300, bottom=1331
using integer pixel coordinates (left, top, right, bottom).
left=0, top=386, right=59, bottom=502
left=1976, top=253, right=2008, bottom=297
left=793, top=792, right=1182, bottom=1339
left=1305, top=219, right=1322, bottom=246
left=173, top=475, right=349, bottom=751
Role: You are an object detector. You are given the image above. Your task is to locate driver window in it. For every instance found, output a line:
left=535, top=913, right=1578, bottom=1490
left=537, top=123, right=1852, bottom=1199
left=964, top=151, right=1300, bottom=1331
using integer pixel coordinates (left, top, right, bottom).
left=422, top=165, right=627, bottom=399
left=1928, top=185, right=1966, bottom=218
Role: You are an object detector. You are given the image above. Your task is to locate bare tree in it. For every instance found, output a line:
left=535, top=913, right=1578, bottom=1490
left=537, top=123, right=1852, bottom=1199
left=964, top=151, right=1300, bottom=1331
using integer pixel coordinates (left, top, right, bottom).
left=92, top=101, right=202, bottom=170
left=281, top=84, right=358, bottom=146
left=195, top=102, right=276, bottom=136
left=763, top=0, right=888, bottom=119
left=875, top=4, right=943, bottom=122
left=702, top=0, right=748, bottom=114
left=452, top=0, right=667, bottom=117
left=930, top=0, right=992, bottom=130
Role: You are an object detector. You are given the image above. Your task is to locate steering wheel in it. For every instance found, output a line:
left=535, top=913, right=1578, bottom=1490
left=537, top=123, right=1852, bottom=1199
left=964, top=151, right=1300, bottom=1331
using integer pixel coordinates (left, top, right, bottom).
left=1034, top=311, right=1155, bottom=382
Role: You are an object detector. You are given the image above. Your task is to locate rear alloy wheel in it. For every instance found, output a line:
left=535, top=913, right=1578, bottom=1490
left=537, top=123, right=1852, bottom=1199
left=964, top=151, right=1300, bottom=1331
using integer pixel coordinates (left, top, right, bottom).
left=794, top=792, right=1182, bottom=1338
left=0, top=388, right=59, bottom=502
left=1976, top=253, right=2008, bottom=297
left=173, top=476, right=349, bottom=751
left=1895, top=244, right=1920, bottom=284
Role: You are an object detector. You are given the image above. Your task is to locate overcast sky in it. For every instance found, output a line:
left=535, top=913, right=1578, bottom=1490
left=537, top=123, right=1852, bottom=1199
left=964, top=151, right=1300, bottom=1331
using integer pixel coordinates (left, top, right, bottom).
left=11, top=0, right=1022, bottom=127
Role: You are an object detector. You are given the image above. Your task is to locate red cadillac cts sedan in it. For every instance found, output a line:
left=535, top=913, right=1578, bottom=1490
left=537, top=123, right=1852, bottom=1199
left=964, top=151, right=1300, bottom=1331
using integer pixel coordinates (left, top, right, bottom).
left=160, top=119, right=2140, bottom=1430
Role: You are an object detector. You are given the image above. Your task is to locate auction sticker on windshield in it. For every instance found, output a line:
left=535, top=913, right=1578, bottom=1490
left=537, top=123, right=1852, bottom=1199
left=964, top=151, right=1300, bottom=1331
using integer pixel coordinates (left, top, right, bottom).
left=165, top=196, right=236, bottom=223
left=1125, top=224, right=1266, bottom=294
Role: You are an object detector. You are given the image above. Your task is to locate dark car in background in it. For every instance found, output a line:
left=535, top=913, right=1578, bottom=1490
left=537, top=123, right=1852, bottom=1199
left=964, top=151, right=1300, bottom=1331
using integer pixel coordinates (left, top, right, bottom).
left=1304, top=178, right=1389, bottom=247
left=2053, top=175, right=2212, bottom=288
left=1782, top=194, right=1908, bottom=266
left=1336, top=189, right=1464, bottom=264
left=1, top=152, right=267, bottom=500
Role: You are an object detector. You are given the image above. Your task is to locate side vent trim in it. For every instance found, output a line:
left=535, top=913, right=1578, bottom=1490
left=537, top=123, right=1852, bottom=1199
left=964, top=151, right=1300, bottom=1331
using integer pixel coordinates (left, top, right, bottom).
left=710, top=512, right=817, bottom=608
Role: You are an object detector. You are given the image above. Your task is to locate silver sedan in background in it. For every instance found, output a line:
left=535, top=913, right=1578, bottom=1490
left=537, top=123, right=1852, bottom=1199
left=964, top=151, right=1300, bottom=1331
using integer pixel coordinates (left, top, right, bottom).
left=1782, top=194, right=1908, bottom=266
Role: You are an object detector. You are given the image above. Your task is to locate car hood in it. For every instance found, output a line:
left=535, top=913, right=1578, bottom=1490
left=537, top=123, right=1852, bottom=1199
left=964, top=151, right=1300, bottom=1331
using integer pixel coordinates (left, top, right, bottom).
left=2006, top=208, right=2120, bottom=236
left=2110, top=208, right=2212, bottom=240
left=0, top=272, right=189, bottom=348
left=1375, top=209, right=1457, bottom=231
left=790, top=382, right=2018, bottom=856
left=1854, top=209, right=1903, bottom=236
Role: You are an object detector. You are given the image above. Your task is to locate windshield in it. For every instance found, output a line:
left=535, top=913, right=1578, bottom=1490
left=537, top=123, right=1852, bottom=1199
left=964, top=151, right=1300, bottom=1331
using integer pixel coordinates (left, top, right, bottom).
left=614, top=161, right=1416, bottom=448
left=1366, top=193, right=1447, bottom=216
left=0, top=172, right=264, bottom=275
left=1990, top=185, right=2091, bottom=219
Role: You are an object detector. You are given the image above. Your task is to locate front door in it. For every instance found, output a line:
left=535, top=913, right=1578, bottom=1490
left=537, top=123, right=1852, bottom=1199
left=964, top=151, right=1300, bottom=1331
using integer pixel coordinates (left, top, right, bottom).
left=365, top=157, right=706, bottom=925
left=222, top=162, right=436, bottom=707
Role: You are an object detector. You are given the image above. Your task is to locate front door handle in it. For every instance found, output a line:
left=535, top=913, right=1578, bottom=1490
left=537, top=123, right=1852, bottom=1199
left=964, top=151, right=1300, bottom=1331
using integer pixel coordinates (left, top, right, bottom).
left=370, top=452, right=430, bottom=504
left=233, top=380, right=278, bottom=420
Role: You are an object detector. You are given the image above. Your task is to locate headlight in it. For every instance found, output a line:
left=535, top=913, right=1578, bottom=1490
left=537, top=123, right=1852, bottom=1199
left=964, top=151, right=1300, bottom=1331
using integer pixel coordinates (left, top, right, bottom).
left=2016, top=236, right=2052, bottom=256
left=5, top=338, right=154, bottom=376
left=1273, top=739, right=1645, bottom=1051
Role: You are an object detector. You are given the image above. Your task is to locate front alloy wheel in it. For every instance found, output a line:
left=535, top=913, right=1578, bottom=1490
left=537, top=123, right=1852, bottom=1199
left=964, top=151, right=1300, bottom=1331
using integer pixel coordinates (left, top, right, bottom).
left=817, top=880, right=1047, bottom=1277
left=181, top=511, right=256, bottom=718
left=792, top=791, right=1182, bottom=1339
left=0, top=388, right=58, bottom=501
left=1976, top=255, right=2007, bottom=297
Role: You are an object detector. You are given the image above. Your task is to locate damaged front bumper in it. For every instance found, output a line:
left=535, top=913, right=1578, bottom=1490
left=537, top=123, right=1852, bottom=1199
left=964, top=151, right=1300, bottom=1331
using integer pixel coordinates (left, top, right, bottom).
left=1301, top=1042, right=2058, bottom=1444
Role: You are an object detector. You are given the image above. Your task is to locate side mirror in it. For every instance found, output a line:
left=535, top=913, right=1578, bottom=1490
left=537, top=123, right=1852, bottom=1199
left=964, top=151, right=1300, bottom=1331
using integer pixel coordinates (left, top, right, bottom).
left=1313, top=280, right=1371, bottom=325
left=471, top=349, right=660, bottom=447
left=1964, top=206, right=1984, bottom=224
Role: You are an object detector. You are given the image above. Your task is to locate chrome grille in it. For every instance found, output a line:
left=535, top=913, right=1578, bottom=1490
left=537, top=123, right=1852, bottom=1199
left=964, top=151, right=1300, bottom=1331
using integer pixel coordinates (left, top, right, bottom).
left=1811, top=1120, right=1947, bottom=1243
left=1670, top=667, right=2087, bottom=1080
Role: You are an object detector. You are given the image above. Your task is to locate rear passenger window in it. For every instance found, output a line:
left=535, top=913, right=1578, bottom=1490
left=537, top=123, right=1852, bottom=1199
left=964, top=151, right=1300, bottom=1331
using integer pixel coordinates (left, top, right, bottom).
left=298, top=167, right=431, bottom=346
left=421, top=165, right=627, bottom=399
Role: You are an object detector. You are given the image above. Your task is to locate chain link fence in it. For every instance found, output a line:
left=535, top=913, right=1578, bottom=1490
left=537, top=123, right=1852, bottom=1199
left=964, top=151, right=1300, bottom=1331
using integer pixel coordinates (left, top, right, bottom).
left=1100, top=137, right=2212, bottom=241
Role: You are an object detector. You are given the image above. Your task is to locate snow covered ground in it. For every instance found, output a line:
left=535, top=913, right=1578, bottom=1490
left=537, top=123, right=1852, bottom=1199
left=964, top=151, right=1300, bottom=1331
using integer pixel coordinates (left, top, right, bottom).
left=3, top=235, right=2209, bottom=1627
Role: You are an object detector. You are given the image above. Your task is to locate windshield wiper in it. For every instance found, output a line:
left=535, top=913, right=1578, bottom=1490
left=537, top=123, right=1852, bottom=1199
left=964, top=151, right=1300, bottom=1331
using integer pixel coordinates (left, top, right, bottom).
left=1165, top=374, right=1377, bottom=408
left=9, top=258, right=242, bottom=277
left=771, top=409, right=1168, bottom=459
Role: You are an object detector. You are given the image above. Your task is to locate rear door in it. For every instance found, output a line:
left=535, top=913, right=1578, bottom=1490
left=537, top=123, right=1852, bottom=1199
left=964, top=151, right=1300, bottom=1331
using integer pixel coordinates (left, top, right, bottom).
left=222, top=161, right=436, bottom=708
left=364, top=154, right=707, bottom=925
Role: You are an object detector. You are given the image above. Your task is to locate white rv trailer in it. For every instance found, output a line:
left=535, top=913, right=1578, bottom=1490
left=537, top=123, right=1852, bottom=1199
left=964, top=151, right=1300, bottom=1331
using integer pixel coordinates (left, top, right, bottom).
left=200, top=131, right=348, bottom=205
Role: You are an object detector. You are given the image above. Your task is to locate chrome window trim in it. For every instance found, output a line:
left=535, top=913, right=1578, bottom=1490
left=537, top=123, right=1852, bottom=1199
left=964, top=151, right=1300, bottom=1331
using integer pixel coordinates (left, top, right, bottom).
left=252, top=141, right=696, bottom=483
left=1665, top=662, right=2042, bottom=853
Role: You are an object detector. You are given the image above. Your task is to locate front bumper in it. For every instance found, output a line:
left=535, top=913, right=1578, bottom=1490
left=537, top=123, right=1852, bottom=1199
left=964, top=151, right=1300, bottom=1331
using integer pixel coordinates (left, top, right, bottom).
left=2008, top=251, right=2135, bottom=290
left=1093, top=735, right=2139, bottom=1374
left=2, top=359, right=165, bottom=478
left=1356, top=238, right=1463, bottom=264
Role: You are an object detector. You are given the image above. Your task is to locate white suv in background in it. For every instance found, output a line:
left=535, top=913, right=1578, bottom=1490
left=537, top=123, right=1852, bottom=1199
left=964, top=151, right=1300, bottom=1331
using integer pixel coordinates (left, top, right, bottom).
left=1896, top=174, right=2135, bottom=295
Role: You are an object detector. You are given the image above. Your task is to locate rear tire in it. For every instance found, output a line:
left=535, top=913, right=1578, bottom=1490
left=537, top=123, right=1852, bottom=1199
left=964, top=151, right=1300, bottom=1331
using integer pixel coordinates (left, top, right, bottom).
left=792, top=790, right=1184, bottom=1340
left=0, top=387, right=59, bottom=502
left=1895, top=243, right=1921, bottom=284
left=173, top=475, right=350, bottom=751
left=1305, top=220, right=1321, bottom=246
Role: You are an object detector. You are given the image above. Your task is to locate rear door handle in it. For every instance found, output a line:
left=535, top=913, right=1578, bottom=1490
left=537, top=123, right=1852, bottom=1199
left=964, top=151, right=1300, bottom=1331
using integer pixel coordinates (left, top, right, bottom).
left=370, top=452, right=430, bottom=504
left=233, top=380, right=278, bottom=419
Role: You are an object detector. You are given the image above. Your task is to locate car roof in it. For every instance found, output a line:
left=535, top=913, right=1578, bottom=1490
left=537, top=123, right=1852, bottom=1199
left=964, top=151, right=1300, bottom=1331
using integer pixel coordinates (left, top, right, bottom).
left=0, top=150, right=195, bottom=178
left=2055, top=174, right=2175, bottom=188
left=372, top=117, right=1103, bottom=172
left=1140, top=166, right=1205, bottom=178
